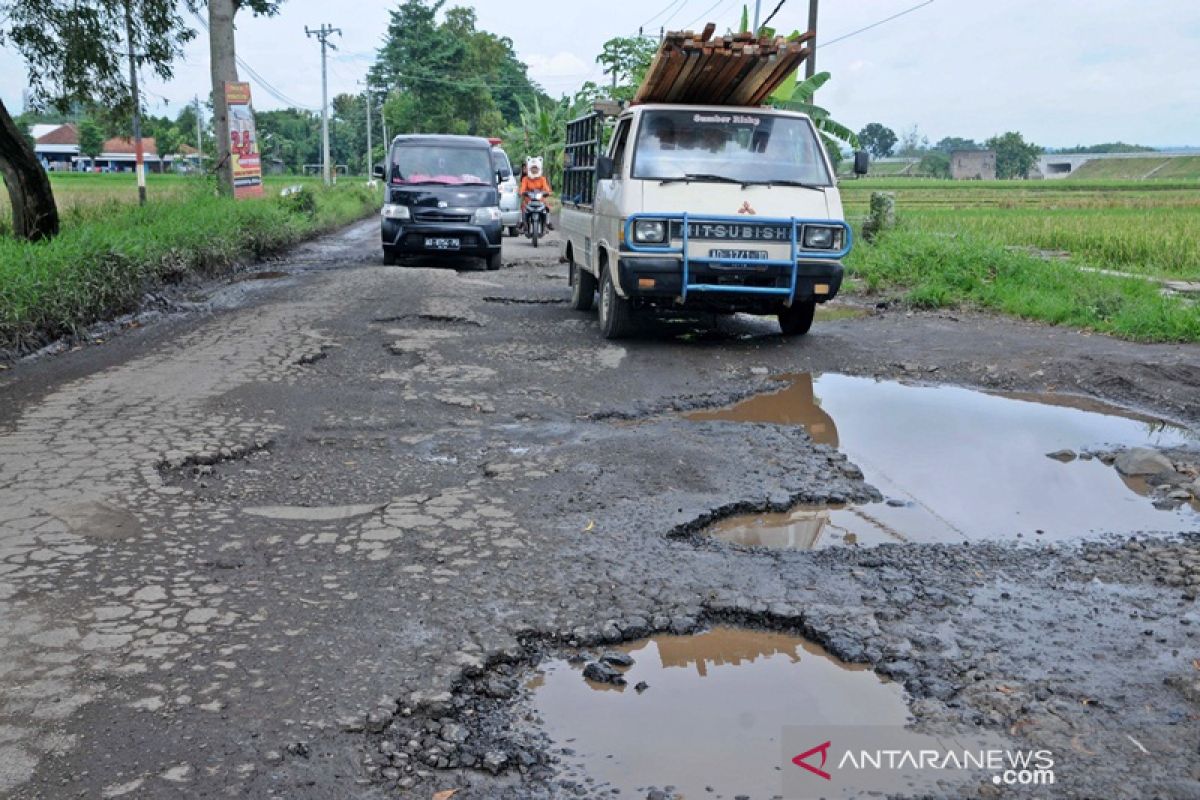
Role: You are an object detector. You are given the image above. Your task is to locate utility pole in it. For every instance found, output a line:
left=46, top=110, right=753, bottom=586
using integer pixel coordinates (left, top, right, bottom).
left=380, top=98, right=388, bottom=161
left=360, top=81, right=372, bottom=178
left=752, top=0, right=762, bottom=33
left=806, top=0, right=820, bottom=79
left=194, top=95, right=203, bottom=170
left=305, top=23, right=341, bottom=187
left=208, top=0, right=238, bottom=197
left=123, top=0, right=146, bottom=205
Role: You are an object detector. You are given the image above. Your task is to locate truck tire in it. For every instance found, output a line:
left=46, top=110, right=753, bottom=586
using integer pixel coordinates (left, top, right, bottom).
left=778, top=299, right=816, bottom=336
left=383, top=248, right=396, bottom=266
left=598, top=267, right=636, bottom=339
left=486, top=252, right=502, bottom=271
left=569, top=256, right=596, bottom=311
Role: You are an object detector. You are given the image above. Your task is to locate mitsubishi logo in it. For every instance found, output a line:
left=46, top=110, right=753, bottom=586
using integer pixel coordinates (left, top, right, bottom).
left=792, top=740, right=833, bottom=781
left=737, top=201, right=756, bottom=215
left=437, top=200, right=448, bottom=208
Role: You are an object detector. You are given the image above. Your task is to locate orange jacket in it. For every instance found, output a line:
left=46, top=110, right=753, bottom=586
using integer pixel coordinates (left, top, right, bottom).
left=520, top=175, right=552, bottom=196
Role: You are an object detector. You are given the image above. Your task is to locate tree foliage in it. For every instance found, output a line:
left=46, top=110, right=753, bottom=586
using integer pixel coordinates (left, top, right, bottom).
left=78, top=120, right=105, bottom=159
left=370, top=0, right=544, bottom=139
left=771, top=71, right=860, bottom=166
left=858, top=123, right=897, bottom=158
left=986, top=131, right=1042, bottom=179
left=933, top=136, right=980, bottom=153
left=595, top=36, right=657, bottom=101
left=918, top=150, right=951, bottom=179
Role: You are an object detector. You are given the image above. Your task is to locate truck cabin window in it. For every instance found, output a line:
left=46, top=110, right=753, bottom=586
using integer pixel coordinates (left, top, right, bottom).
left=631, top=110, right=831, bottom=186
left=390, top=145, right=493, bottom=186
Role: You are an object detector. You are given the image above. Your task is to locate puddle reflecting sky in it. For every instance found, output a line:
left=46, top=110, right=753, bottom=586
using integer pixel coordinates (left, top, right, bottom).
left=693, top=375, right=1198, bottom=547
left=531, top=627, right=909, bottom=798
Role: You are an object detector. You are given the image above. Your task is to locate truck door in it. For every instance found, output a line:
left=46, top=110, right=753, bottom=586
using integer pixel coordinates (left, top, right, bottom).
left=595, top=117, right=631, bottom=267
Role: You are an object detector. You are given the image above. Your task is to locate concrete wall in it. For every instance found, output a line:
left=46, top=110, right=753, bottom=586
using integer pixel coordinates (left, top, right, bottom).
left=1036, top=150, right=1194, bottom=179
left=951, top=150, right=996, bottom=180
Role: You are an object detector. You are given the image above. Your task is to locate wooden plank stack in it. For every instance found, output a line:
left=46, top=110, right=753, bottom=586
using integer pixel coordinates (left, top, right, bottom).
left=632, top=23, right=814, bottom=107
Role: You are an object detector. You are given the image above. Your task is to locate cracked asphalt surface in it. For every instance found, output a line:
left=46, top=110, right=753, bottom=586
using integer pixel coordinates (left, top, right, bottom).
left=2, top=219, right=1200, bottom=799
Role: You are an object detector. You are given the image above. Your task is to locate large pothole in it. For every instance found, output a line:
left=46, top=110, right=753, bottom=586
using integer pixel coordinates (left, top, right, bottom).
left=529, top=626, right=908, bottom=798
left=689, top=373, right=1199, bottom=548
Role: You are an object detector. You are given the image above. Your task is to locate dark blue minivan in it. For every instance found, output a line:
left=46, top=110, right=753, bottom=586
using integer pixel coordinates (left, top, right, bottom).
left=375, top=134, right=503, bottom=270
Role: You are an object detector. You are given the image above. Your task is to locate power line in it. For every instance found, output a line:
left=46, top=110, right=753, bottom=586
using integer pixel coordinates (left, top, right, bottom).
left=642, top=0, right=687, bottom=28
left=660, top=0, right=692, bottom=29
left=821, top=0, right=935, bottom=49
left=681, top=0, right=739, bottom=31
left=190, top=10, right=319, bottom=110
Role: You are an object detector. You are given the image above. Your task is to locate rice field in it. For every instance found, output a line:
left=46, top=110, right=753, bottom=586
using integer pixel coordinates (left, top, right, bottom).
left=841, top=177, right=1200, bottom=342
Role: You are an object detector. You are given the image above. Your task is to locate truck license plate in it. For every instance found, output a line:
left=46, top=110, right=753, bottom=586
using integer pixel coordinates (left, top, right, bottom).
left=425, top=237, right=460, bottom=250
left=709, top=248, right=768, bottom=270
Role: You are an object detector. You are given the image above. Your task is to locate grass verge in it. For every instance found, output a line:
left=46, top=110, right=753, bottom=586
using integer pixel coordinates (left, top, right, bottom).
left=846, top=226, right=1200, bottom=343
left=0, top=182, right=379, bottom=353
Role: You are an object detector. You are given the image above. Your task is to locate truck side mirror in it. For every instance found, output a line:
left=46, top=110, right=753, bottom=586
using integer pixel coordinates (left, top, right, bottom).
left=853, top=150, right=870, bottom=176
left=372, top=165, right=385, bottom=179
left=596, top=154, right=615, bottom=181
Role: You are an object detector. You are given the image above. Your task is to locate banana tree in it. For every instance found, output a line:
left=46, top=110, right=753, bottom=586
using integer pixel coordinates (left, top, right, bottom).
left=770, top=70, right=861, bottom=158
left=508, top=97, right=570, bottom=188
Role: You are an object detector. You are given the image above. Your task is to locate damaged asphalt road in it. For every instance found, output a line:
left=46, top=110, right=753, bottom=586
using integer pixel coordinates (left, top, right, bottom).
left=1, top=219, right=1199, bottom=799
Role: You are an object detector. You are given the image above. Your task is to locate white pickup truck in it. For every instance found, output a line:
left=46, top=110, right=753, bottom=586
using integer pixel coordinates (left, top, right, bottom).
left=560, top=103, right=866, bottom=339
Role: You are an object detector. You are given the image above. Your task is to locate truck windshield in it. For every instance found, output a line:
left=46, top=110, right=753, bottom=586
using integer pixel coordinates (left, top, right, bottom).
left=631, top=110, right=831, bottom=186
left=390, top=145, right=492, bottom=185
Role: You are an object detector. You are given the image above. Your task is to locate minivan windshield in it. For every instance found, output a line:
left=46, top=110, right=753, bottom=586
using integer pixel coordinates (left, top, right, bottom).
left=390, top=144, right=493, bottom=185
left=631, top=110, right=831, bottom=186
left=493, top=148, right=513, bottom=180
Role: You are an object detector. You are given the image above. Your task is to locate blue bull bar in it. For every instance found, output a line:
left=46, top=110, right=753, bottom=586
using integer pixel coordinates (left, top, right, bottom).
left=623, top=213, right=853, bottom=302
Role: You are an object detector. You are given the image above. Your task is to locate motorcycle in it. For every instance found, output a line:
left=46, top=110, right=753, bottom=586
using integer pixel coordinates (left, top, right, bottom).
left=523, top=190, right=549, bottom=248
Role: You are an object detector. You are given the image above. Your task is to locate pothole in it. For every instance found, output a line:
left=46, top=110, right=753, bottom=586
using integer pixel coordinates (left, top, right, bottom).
left=528, top=626, right=909, bottom=798
left=688, top=373, right=1199, bottom=548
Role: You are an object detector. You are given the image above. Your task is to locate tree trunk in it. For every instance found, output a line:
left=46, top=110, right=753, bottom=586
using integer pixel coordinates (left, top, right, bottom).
left=0, top=98, right=60, bottom=241
left=208, top=0, right=239, bottom=197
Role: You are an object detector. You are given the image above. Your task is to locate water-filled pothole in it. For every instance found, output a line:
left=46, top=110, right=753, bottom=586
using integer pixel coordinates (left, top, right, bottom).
left=529, top=626, right=909, bottom=798
left=689, top=374, right=1198, bottom=547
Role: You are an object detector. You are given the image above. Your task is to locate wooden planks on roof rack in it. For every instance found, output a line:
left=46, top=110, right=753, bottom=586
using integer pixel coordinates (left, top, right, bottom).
left=632, top=22, right=814, bottom=107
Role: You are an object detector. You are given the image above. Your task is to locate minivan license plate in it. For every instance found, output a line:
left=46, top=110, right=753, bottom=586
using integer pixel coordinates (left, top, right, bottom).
left=709, top=248, right=768, bottom=270
left=426, top=237, right=460, bottom=250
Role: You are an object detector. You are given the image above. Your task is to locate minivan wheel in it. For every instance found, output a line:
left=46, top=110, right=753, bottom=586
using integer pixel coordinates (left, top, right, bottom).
left=778, top=299, right=817, bottom=336
left=486, top=252, right=502, bottom=271
left=569, top=257, right=596, bottom=311
left=382, top=248, right=396, bottom=266
left=598, top=267, right=636, bottom=339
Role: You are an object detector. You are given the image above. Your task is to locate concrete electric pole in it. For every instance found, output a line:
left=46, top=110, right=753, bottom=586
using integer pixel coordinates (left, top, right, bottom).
left=194, top=95, right=203, bottom=169
left=305, top=23, right=341, bottom=186
left=806, top=0, right=819, bottom=79
left=359, top=81, right=372, bottom=179
left=752, top=0, right=761, bottom=33
left=123, top=0, right=146, bottom=205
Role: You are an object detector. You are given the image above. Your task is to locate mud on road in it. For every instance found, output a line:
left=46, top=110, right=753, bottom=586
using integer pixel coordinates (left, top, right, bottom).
left=1, top=220, right=1199, bottom=799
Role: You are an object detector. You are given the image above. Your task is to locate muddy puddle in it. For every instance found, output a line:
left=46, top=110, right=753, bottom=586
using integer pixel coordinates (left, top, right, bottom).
left=529, top=626, right=911, bottom=798
left=690, top=374, right=1198, bottom=547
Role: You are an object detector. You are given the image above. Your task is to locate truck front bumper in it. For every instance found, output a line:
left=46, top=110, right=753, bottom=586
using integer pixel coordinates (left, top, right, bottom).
left=617, top=256, right=844, bottom=310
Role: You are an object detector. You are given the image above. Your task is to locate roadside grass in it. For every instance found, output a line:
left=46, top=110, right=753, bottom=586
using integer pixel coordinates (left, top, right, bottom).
left=846, top=226, right=1200, bottom=343
left=0, top=181, right=379, bottom=352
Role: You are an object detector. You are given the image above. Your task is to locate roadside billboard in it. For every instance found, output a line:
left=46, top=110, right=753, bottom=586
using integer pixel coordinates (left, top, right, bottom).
left=225, top=82, right=263, bottom=199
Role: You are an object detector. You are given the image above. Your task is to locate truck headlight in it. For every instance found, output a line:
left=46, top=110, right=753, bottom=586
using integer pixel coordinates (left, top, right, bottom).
left=381, top=203, right=410, bottom=220
left=633, top=219, right=666, bottom=243
left=803, top=225, right=837, bottom=249
left=473, top=206, right=502, bottom=224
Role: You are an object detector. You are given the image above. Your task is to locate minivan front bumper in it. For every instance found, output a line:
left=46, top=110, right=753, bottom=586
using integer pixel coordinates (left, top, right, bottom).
left=381, top=218, right=502, bottom=257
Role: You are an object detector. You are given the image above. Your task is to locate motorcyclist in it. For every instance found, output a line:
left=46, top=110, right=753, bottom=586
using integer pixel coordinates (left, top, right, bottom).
left=519, top=157, right=552, bottom=232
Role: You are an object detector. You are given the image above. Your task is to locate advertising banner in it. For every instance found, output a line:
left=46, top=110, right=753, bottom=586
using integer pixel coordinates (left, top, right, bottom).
left=225, top=82, right=263, bottom=199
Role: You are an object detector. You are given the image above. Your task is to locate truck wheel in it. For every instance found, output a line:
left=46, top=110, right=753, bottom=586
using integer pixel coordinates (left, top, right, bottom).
left=569, top=256, right=596, bottom=311
left=598, top=267, right=636, bottom=339
left=486, top=252, right=502, bottom=271
left=778, top=299, right=816, bottom=336
left=383, top=249, right=396, bottom=266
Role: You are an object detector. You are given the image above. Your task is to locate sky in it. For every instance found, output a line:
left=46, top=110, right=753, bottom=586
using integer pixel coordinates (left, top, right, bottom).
left=3, top=0, right=1199, bottom=148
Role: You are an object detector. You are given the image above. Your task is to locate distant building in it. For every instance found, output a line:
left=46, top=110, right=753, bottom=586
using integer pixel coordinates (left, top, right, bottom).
left=32, top=123, right=80, bottom=171
left=950, top=149, right=996, bottom=180
left=96, top=137, right=164, bottom=173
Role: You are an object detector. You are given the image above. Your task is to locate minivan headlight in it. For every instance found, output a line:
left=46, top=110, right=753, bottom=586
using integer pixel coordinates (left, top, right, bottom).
left=633, top=219, right=666, bottom=243
left=381, top=203, right=410, bottom=220
left=473, top=206, right=502, bottom=224
left=804, top=225, right=836, bottom=249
